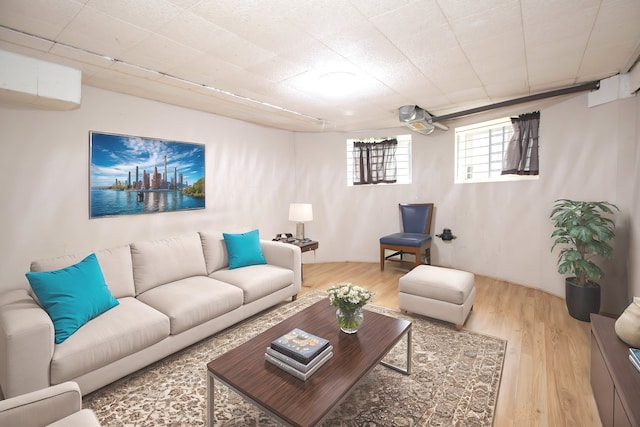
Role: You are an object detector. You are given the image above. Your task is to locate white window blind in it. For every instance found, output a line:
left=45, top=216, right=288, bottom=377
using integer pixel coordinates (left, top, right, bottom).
left=346, top=134, right=411, bottom=186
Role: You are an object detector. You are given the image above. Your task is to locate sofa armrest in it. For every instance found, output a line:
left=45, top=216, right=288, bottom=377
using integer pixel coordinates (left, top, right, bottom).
left=0, top=381, right=82, bottom=427
left=0, top=289, right=55, bottom=398
left=260, top=240, right=302, bottom=290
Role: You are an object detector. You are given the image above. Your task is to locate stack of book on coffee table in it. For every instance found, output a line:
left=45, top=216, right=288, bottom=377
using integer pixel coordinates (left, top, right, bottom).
left=265, top=328, right=333, bottom=381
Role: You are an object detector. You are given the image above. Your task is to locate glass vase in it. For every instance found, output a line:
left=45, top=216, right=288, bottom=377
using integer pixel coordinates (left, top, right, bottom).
left=336, top=307, right=364, bottom=334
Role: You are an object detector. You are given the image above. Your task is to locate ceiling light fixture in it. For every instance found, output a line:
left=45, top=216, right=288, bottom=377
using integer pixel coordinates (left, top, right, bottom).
left=0, top=25, right=325, bottom=124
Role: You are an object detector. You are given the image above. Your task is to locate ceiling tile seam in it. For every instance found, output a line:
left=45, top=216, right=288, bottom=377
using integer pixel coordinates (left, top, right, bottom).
left=186, top=4, right=292, bottom=66
left=304, top=3, right=405, bottom=99
left=518, top=0, right=531, bottom=95
left=576, top=0, right=604, bottom=84
left=434, top=0, right=490, bottom=103
left=0, top=24, right=324, bottom=124
left=258, top=15, right=403, bottom=110
left=312, top=40, right=404, bottom=101
left=622, top=39, right=640, bottom=73
left=347, top=0, right=451, bottom=100
left=359, top=7, right=447, bottom=106
left=51, top=2, right=86, bottom=48
left=98, top=7, right=210, bottom=73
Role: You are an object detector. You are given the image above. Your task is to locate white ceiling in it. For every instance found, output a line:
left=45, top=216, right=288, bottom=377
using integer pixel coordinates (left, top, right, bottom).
left=1, top=0, right=639, bottom=132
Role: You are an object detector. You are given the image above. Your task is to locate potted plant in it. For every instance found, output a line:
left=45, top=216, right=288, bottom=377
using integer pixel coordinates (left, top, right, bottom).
left=550, top=199, right=619, bottom=322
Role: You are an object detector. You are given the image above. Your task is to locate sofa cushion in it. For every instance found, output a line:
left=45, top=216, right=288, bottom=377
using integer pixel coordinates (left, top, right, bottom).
left=26, top=253, right=119, bottom=344
left=199, top=231, right=228, bottom=274
left=30, top=245, right=135, bottom=299
left=131, top=233, right=207, bottom=295
left=223, top=229, right=267, bottom=269
left=209, top=264, right=294, bottom=304
left=136, top=276, right=243, bottom=335
left=50, top=297, right=169, bottom=384
left=48, top=409, right=101, bottom=427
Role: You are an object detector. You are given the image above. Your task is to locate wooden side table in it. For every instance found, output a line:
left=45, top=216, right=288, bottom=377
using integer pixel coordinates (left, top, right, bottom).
left=290, top=240, right=318, bottom=283
left=293, top=239, right=318, bottom=253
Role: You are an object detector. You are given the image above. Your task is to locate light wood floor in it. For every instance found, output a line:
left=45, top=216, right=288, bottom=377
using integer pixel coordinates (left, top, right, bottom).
left=299, top=262, right=603, bottom=427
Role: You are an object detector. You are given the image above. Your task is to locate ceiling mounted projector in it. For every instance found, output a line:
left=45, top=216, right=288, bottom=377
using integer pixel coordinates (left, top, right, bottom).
left=399, top=105, right=435, bottom=135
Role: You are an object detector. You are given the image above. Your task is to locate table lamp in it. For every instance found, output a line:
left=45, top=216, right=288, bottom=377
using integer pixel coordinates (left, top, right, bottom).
left=289, top=203, right=313, bottom=241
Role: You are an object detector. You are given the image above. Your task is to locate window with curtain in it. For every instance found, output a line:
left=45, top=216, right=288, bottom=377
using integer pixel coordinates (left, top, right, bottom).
left=454, top=114, right=540, bottom=184
left=346, top=135, right=412, bottom=186
left=502, top=111, right=540, bottom=175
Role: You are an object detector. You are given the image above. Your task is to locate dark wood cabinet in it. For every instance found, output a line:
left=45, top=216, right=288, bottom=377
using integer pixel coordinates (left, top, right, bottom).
left=614, top=389, right=633, bottom=427
left=590, top=314, right=640, bottom=427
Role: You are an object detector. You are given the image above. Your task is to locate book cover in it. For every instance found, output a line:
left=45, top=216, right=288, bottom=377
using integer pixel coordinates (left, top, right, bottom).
left=266, top=345, right=333, bottom=373
left=629, top=348, right=640, bottom=364
left=270, top=328, right=330, bottom=364
left=265, top=351, right=333, bottom=381
left=629, top=354, right=640, bottom=373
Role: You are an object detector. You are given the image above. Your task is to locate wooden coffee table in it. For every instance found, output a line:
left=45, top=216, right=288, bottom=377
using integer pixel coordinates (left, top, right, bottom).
left=206, top=299, right=412, bottom=426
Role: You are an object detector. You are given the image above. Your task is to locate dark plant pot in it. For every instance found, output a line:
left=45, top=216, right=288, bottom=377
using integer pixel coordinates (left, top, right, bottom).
left=565, top=278, right=601, bottom=322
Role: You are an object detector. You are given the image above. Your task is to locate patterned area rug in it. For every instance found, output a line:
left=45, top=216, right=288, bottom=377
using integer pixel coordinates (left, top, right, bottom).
left=84, top=291, right=506, bottom=426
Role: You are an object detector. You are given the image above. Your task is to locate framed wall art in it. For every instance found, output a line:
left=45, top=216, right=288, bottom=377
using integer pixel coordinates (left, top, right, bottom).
left=89, top=131, right=205, bottom=218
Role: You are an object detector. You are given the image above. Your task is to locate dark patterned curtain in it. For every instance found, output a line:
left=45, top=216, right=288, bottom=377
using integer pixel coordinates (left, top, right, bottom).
left=502, top=111, right=540, bottom=175
left=352, top=138, right=398, bottom=185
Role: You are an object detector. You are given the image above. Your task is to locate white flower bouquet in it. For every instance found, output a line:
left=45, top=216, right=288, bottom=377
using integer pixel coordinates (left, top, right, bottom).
left=327, top=282, right=375, bottom=311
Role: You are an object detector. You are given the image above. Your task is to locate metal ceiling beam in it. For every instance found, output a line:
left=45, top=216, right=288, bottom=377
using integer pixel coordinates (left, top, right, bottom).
left=430, top=80, right=601, bottom=123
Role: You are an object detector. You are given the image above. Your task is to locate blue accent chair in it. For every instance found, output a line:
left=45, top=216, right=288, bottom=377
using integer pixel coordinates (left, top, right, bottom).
left=379, top=203, right=434, bottom=271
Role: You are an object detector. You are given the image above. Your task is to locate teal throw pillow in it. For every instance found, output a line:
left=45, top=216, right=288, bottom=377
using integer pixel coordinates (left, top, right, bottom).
left=223, top=229, right=267, bottom=269
left=25, top=253, right=119, bottom=344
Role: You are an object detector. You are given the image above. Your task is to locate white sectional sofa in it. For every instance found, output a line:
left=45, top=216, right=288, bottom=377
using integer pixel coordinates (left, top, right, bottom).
left=0, top=382, right=101, bottom=426
left=0, top=231, right=301, bottom=399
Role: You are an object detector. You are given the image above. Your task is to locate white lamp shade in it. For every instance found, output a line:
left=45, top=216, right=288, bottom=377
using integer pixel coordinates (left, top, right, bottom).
left=289, top=203, right=313, bottom=222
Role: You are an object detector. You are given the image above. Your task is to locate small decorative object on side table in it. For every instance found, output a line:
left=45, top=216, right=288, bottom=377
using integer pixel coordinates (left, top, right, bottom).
left=327, top=282, right=375, bottom=334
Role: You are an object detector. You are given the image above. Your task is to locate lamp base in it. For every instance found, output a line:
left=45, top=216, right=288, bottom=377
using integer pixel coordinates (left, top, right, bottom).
left=295, top=223, right=305, bottom=240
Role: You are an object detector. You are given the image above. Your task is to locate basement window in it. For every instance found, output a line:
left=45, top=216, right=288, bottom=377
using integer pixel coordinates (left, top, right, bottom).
left=346, top=134, right=412, bottom=186
left=455, top=118, right=538, bottom=183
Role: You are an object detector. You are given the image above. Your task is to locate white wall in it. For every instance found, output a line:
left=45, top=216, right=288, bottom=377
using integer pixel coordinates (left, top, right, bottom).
left=294, top=92, right=639, bottom=315
left=1, top=85, right=638, bottom=315
left=629, top=92, right=640, bottom=310
left=0, top=86, right=296, bottom=293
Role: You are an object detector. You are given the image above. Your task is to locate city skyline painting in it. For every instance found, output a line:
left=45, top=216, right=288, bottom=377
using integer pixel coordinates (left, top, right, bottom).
left=89, top=131, right=205, bottom=218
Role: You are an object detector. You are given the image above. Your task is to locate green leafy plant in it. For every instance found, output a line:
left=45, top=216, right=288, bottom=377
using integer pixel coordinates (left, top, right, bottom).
left=550, top=199, right=619, bottom=287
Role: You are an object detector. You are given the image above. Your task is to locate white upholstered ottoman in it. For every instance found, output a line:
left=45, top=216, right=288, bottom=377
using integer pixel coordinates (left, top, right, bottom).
left=398, top=265, right=476, bottom=330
